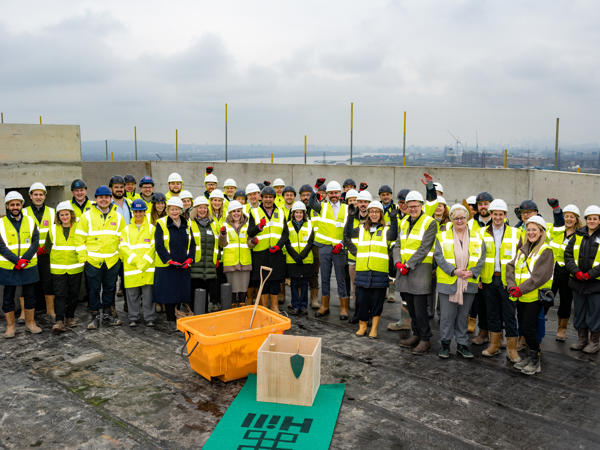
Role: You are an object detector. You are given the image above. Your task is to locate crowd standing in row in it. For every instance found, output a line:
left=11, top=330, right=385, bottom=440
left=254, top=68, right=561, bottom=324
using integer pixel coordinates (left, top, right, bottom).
left=1, top=169, right=599, bottom=376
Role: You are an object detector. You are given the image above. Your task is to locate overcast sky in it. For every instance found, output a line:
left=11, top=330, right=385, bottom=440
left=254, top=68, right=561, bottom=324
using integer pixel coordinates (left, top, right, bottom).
left=1, top=1, right=599, bottom=149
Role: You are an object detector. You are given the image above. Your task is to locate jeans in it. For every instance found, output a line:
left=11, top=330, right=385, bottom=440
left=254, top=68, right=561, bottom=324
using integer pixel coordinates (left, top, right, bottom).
left=482, top=276, right=518, bottom=336
left=52, top=272, right=82, bottom=321
left=469, top=290, right=487, bottom=329
left=439, top=292, right=475, bottom=345
left=290, top=278, right=308, bottom=310
left=517, top=300, right=541, bottom=351
left=402, top=292, right=432, bottom=341
left=318, top=245, right=347, bottom=297
left=85, top=261, right=121, bottom=313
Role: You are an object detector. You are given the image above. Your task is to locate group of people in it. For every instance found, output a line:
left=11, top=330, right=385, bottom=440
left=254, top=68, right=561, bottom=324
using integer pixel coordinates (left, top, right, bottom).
left=1, top=168, right=599, bottom=376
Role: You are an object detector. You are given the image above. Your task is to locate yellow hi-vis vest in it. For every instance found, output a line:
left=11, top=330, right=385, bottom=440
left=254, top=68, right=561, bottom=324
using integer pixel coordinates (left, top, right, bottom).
left=154, top=216, right=191, bottom=268
left=399, top=213, right=435, bottom=264
left=436, top=226, right=483, bottom=285
left=549, top=229, right=573, bottom=267
left=479, top=225, right=521, bottom=284
left=125, top=191, right=142, bottom=202
left=119, top=219, right=155, bottom=288
left=511, top=243, right=553, bottom=302
left=0, top=216, right=38, bottom=270
left=314, top=202, right=348, bottom=246
left=190, top=220, right=219, bottom=264
left=48, top=224, right=84, bottom=275
left=210, top=210, right=225, bottom=231
left=71, top=199, right=92, bottom=221
left=222, top=223, right=252, bottom=267
left=286, top=219, right=314, bottom=264
left=571, top=234, right=600, bottom=279
left=23, top=205, right=55, bottom=245
left=356, top=225, right=390, bottom=273
left=251, top=207, right=285, bottom=252
left=347, top=217, right=361, bottom=262
left=75, top=205, right=125, bottom=269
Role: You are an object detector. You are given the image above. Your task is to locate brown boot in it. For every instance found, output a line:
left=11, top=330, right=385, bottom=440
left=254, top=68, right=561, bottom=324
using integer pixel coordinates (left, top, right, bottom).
left=3, top=311, right=15, bottom=339
left=516, top=335, right=527, bottom=351
left=52, top=320, right=66, bottom=334
left=278, top=283, right=286, bottom=305
left=45, top=295, right=56, bottom=320
left=18, top=298, right=25, bottom=324
left=65, top=317, right=78, bottom=328
left=482, top=332, right=502, bottom=357
left=499, top=333, right=507, bottom=349
left=356, top=321, right=368, bottom=336
left=269, top=295, right=281, bottom=314
left=310, top=288, right=320, bottom=309
left=24, top=309, right=42, bottom=334
left=247, top=286, right=256, bottom=305
left=472, top=329, right=489, bottom=345
left=582, top=331, right=600, bottom=354
left=467, top=316, right=477, bottom=333
left=506, top=336, right=521, bottom=363
left=260, top=295, right=269, bottom=308
left=570, top=329, right=588, bottom=351
left=315, top=296, right=330, bottom=317
left=339, top=297, right=349, bottom=320
left=412, top=340, right=431, bottom=355
left=368, top=316, right=380, bottom=339
left=399, top=335, right=420, bottom=348
left=556, top=318, right=569, bottom=342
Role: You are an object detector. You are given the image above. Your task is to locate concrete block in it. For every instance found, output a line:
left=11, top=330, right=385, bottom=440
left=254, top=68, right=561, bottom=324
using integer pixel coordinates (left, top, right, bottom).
left=68, top=351, right=104, bottom=369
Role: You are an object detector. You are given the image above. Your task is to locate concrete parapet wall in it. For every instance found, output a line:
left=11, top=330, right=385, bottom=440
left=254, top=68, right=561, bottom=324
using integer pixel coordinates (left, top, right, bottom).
left=0, top=124, right=81, bottom=163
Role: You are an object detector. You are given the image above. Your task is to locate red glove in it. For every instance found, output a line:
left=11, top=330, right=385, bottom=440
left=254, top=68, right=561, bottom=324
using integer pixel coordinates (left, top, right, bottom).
left=268, top=245, right=280, bottom=253
left=36, top=246, right=47, bottom=255
left=258, top=218, right=267, bottom=230
left=314, top=178, right=326, bottom=189
left=182, top=258, right=193, bottom=269
left=168, top=260, right=182, bottom=267
left=396, top=262, right=409, bottom=275
left=332, top=243, right=343, bottom=254
left=359, top=182, right=368, bottom=191
left=583, top=272, right=591, bottom=280
left=509, top=287, right=523, bottom=298
left=575, top=271, right=586, bottom=281
left=220, top=226, right=227, bottom=235
left=252, top=237, right=259, bottom=245
left=216, top=260, right=220, bottom=268
left=15, top=258, right=29, bottom=270
left=205, top=166, right=214, bottom=174
left=263, top=180, right=271, bottom=186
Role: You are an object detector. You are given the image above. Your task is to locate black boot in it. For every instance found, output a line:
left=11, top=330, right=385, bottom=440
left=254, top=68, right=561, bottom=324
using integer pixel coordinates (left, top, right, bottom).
left=521, top=350, right=541, bottom=375
left=438, top=340, right=450, bottom=359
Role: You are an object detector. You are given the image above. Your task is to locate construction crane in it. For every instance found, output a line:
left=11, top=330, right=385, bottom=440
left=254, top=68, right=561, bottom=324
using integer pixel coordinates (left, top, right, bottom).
left=448, top=130, right=462, bottom=155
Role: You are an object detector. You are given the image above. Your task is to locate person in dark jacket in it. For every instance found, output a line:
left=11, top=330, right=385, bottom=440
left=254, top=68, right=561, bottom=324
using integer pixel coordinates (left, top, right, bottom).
left=154, top=197, right=196, bottom=329
left=564, top=205, right=600, bottom=354
left=345, top=200, right=398, bottom=339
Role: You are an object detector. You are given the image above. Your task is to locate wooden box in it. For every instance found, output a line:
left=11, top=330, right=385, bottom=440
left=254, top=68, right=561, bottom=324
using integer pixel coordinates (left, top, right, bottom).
left=257, top=334, right=321, bottom=407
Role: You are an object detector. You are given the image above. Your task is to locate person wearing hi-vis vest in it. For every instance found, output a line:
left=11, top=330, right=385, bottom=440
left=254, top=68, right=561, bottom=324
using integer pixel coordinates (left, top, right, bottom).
left=395, top=190, right=438, bottom=355
left=23, top=182, right=56, bottom=320
left=1, top=191, right=41, bottom=338
left=45, top=201, right=84, bottom=334
left=70, top=178, right=92, bottom=220
left=165, top=172, right=183, bottom=201
left=119, top=199, right=157, bottom=328
left=247, top=186, right=289, bottom=313
left=284, top=201, right=315, bottom=315
left=308, top=180, right=350, bottom=320
left=563, top=205, right=600, bottom=354
left=478, top=199, right=522, bottom=362
left=506, top=215, right=554, bottom=376
left=345, top=200, right=398, bottom=339
left=218, top=201, right=254, bottom=307
left=434, top=204, right=486, bottom=359
left=75, top=185, right=125, bottom=330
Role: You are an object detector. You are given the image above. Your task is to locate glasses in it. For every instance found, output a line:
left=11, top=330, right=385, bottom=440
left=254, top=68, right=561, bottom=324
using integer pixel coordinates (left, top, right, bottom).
left=453, top=217, right=467, bottom=221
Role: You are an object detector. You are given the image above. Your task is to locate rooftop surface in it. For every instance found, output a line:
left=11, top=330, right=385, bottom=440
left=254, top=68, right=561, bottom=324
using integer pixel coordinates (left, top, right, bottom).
left=1, top=286, right=598, bottom=449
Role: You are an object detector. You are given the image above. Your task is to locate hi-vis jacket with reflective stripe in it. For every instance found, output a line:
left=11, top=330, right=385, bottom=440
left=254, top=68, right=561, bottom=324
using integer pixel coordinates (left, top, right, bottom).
left=0, top=215, right=38, bottom=270
left=314, top=201, right=347, bottom=246
left=355, top=225, right=390, bottom=273
left=119, top=219, right=155, bottom=288
left=398, top=213, right=436, bottom=264
left=436, top=225, right=483, bottom=285
left=347, top=216, right=363, bottom=262
left=285, top=219, right=314, bottom=264
left=71, top=199, right=92, bottom=221
left=75, top=204, right=125, bottom=269
left=251, top=207, right=286, bottom=251
left=549, top=230, right=575, bottom=267
left=23, top=205, right=55, bottom=245
left=222, top=222, right=252, bottom=267
left=479, top=224, right=521, bottom=285
left=154, top=216, right=192, bottom=268
left=47, top=224, right=84, bottom=275
left=510, top=242, right=554, bottom=302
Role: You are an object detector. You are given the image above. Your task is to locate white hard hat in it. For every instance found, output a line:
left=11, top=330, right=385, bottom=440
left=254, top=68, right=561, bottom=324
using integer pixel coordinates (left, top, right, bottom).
left=56, top=201, right=74, bottom=213
left=273, top=178, right=285, bottom=187
left=326, top=181, right=342, bottom=192
left=5, top=191, right=24, bottom=204
left=433, top=182, right=444, bottom=194
left=526, top=215, right=547, bottom=230
left=166, top=197, right=184, bottom=209
left=405, top=190, right=424, bottom=203
left=167, top=172, right=183, bottom=183
left=489, top=199, right=508, bottom=212
left=437, top=196, right=446, bottom=205
left=204, top=173, right=218, bottom=184
left=180, top=190, right=193, bottom=199
left=563, top=204, right=581, bottom=217
left=466, top=195, right=477, bottom=205
left=193, top=196, right=209, bottom=207
left=29, top=182, right=47, bottom=194
left=245, top=183, right=260, bottom=194
left=209, top=189, right=224, bottom=199
left=223, top=178, right=237, bottom=188
left=450, top=204, right=468, bottom=217
left=291, top=201, right=307, bottom=212
left=345, top=189, right=358, bottom=199
left=227, top=200, right=243, bottom=213
left=367, top=200, right=384, bottom=211
left=583, top=205, right=600, bottom=218
left=356, top=190, right=373, bottom=202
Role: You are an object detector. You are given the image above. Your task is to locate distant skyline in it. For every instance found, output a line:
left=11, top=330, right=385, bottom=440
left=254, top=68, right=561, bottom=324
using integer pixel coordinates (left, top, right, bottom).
left=2, top=1, right=599, bottom=148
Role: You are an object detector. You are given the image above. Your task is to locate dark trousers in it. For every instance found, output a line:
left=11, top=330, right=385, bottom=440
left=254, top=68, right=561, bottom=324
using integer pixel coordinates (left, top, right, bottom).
left=482, top=276, right=518, bottom=336
left=2, top=284, right=35, bottom=313
left=52, top=272, right=82, bottom=321
left=552, top=264, right=573, bottom=319
left=34, top=253, right=53, bottom=310
left=85, top=262, right=121, bottom=313
left=402, top=292, right=432, bottom=341
left=191, top=278, right=218, bottom=312
left=165, top=303, right=176, bottom=322
left=290, top=278, right=308, bottom=310
left=517, top=301, right=541, bottom=351
left=309, top=248, right=320, bottom=289
left=356, top=286, right=386, bottom=321
left=469, top=290, right=487, bottom=329
left=573, top=292, right=600, bottom=332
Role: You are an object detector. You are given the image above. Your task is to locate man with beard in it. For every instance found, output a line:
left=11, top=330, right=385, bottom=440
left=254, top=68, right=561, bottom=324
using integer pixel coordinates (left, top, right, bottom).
left=110, top=176, right=132, bottom=312
left=138, top=176, right=155, bottom=207
left=299, top=184, right=321, bottom=309
left=70, top=179, right=92, bottom=220
left=166, top=172, right=184, bottom=201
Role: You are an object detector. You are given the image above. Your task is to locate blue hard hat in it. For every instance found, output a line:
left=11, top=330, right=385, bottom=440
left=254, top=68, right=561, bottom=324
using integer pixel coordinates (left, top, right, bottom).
left=95, top=185, right=112, bottom=197
left=139, top=176, right=154, bottom=187
left=71, top=179, right=87, bottom=191
left=131, top=199, right=147, bottom=211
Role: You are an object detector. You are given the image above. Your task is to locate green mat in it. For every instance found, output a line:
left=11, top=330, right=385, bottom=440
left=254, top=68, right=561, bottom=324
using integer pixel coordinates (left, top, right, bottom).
left=203, top=374, right=345, bottom=450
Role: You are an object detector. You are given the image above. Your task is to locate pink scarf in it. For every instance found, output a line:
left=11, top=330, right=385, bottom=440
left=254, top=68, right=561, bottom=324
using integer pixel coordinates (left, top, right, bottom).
left=449, top=229, right=469, bottom=305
